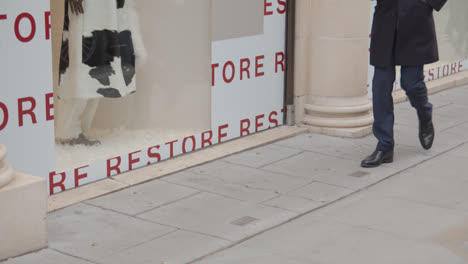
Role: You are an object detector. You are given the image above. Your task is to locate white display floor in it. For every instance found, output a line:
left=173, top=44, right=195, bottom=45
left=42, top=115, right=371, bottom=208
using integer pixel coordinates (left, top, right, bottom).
left=55, top=128, right=203, bottom=172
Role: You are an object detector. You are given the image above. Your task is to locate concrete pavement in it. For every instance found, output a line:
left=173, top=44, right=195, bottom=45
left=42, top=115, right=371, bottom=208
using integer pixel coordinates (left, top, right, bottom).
left=4, top=85, right=468, bottom=264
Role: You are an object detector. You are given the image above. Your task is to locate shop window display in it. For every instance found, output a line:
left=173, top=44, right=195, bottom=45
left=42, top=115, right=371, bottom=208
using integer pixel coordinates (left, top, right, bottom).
left=1, top=0, right=286, bottom=193
left=51, top=0, right=212, bottom=171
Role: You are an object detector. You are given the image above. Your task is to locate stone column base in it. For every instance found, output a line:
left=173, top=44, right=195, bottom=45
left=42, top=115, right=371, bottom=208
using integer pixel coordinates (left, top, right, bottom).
left=0, top=173, right=48, bottom=261
left=307, top=124, right=372, bottom=138
left=302, top=95, right=374, bottom=138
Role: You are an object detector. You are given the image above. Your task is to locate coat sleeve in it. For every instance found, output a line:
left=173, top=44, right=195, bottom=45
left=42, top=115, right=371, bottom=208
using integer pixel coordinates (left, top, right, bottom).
left=427, top=0, right=447, bottom=11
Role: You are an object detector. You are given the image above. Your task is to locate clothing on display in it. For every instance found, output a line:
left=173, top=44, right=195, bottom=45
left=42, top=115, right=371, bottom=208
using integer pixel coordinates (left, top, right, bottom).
left=56, top=0, right=145, bottom=143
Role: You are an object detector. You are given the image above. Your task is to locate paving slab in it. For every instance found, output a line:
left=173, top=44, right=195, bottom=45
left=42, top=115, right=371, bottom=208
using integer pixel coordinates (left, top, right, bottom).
left=48, top=203, right=175, bottom=263
left=48, top=178, right=130, bottom=212
left=199, top=245, right=314, bottom=264
left=310, top=194, right=468, bottom=240
left=160, top=171, right=279, bottom=203
left=97, top=230, right=231, bottom=264
left=446, top=142, right=468, bottom=158
left=164, top=162, right=312, bottom=203
left=433, top=219, right=468, bottom=262
left=136, top=192, right=296, bottom=241
left=3, top=249, right=93, bottom=264
left=234, top=218, right=466, bottom=264
left=261, top=194, right=324, bottom=213
left=261, top=151, right=400, bottom=190
left=85, top=180, right=200, bottom=216
left=436, top=103, right=468, bottom=121
left=222, top=144, right=303, bottom=168
left=286, top=181, right=354, bottom=203
left=187, top=160, right=228, bottom=175
left=273, top=133, right=376, bottom=162
left=442, top=122, right=468, bottom=139
left=363, top=151, right=468, bottom=212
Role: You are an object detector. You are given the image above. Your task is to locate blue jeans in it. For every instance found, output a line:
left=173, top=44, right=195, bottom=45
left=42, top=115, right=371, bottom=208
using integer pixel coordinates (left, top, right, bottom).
left=372, top=65, right=433, bottom=151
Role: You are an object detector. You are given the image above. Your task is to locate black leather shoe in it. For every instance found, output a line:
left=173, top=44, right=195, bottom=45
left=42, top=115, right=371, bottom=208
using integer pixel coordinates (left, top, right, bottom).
left=419, top=119, right=434, bottom=150
left=361, top=150, right=394, bottom=168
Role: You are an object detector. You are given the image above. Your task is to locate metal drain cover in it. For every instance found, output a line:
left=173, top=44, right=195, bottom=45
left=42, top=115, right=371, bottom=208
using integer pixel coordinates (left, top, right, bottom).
left=231, top=216, right=260, bottom=226
left=350, top=171, right=370, bottom=178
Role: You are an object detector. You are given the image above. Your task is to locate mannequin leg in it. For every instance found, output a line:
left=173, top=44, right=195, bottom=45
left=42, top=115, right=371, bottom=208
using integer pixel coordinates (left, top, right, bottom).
left=81, top=98, right=100, bottom=135
left=55, top=97, right=88, bottom=141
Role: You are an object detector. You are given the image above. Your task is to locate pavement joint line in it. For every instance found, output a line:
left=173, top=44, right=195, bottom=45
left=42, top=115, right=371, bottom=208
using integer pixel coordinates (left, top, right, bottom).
left=381, top=193, right=468, bottom=215
left=218, top=159, right=258, bottom=169
left=291, top=179, right=357, bottom=192
left=107, top=175, right=131, bottom=186
left=256, top=150, right=307, bottom=169
left=257, top=166, right=369, bottom=191
left=117, top=229, right=180, bottom=253
left=131, top=215, right=236, bottom=243
left=81, top=201, right=152, bottom=220
left=257, top=159, right=377, bottom=188
left=82, top=191, right=203, bottom=218
left=257, top=180, right=344, bottom=205
left=327, top=217, right=423, bottom=244
left=267, top=145, right=372, bottom=165
left=456, top=119, right=468, bottom=127
left=158, top=178, right=248, bottom=202
left=194, top=158, right=260, bottom=172
left=440, top=120, right=468, bottom=133
left=187, top=140, right=468, bottom=263
left=380, top=155, right=433, bottom=171
left=133, top=191, right=203, bottom=217
left=260, top=191, right=328, bottom=208
left=259, top=203, right=307, bottom=214
left=49, top=248, right=100, bottom=264
left=394, top=135, right=467, bottom=154
left=432, top=102, right=453, bottom=110
left=270, top=141, right=307, bottom=151
left=263, top=204, right=301, bottom=214
left=0, top=248, right=46, bottom=263
left=258, top=193, right=283, bottom=204
left=78, top=201, right=234, bottom=243
left=285, top=177, right=357, bottom=197
left=207, top=174, right=283, bottom=194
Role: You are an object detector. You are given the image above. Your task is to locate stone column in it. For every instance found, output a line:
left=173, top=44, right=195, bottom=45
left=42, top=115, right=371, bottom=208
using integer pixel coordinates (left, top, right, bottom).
left=0, top=144, right=47, bottom=261
left=0, top=145, right=14, bottom=188
left=294, top=0, right=373, bottom=138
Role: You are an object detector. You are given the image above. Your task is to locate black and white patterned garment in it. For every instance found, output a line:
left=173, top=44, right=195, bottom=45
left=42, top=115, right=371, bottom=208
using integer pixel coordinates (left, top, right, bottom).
left=59, top=0, right=144, bottom=99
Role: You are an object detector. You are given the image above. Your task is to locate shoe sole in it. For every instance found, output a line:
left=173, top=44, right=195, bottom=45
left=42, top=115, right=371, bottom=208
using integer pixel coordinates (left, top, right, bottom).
left=422, top=145, right=433, bottom=150
left=422, top=141, right=433, bottom=150
left=361, top=158, right=393, bottom=168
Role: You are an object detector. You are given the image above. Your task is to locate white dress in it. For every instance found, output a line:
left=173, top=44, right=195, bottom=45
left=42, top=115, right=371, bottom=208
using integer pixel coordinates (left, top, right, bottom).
left=55, top=0, right=145, bottom=141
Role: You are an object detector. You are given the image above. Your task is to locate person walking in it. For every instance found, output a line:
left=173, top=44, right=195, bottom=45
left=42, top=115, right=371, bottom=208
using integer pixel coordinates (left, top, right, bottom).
left=361, top=0, right=447, bottom=168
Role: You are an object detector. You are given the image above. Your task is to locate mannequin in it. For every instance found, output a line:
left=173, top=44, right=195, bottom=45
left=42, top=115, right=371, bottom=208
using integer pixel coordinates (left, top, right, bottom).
left=55, top=0, right=145, bottom=146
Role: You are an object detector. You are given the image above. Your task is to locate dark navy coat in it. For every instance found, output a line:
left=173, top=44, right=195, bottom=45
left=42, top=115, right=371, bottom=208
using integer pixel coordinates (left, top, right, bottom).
left=370, top=0, right=447, bottom=67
